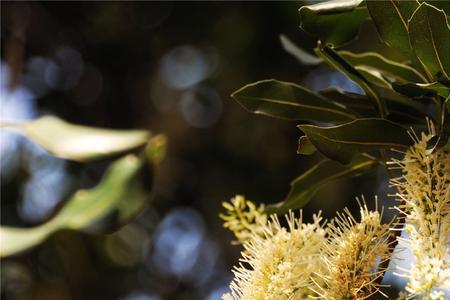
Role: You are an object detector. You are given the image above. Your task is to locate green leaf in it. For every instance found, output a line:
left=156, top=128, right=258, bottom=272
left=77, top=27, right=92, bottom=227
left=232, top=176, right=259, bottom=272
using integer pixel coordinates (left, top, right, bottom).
left=426, top=1, right=450, bottom=16
left=4, top=116, right=150, bottom=162
left=298, top=118, right=412, bottom=164
left=319, top=88, right=376, bottom=116
left=315, top=44, right=387, bottom=117
left=408, top=2, right=450, bottom=82
left=299, top=0, right=368, bottom=47
left=319, top=88, right=428, bottom=124
left=338, top=51, right=427, bottom=83
left=231, top=79, right=358, bottom=122
left=367, top=0, right=420, bottom=55
left=0, top=135, right=166, bottom=258
left=393, top=82, right=450, bottom=98
left=265, top=154, right=377, bottom=214
left=354, top=66, right=392, bottom=88
left=297, top=136, right=316, bottom=155
left=279, top=34, right=322, bottom=66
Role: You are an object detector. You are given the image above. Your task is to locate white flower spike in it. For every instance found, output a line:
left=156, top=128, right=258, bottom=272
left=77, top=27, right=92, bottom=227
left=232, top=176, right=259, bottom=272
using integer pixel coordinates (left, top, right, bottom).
left=390, top=125, right=450, bottom=300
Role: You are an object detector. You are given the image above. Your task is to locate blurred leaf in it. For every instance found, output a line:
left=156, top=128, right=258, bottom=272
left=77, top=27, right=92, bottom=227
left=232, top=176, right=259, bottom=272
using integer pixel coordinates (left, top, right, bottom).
left=393, top=82, right=450, bottom=98
left=4, top=116, right=150, bottom=162
left=298, top=118, right=412, bottom=164
left=319, top=88, right=428, bottom=124
left=265, top=154, right=377, bottom=214
left=338, top=51, right=427, bottom=83
left=279, top=34, right=323, bottom=66
left=367, top=0, right=419, bottom=56
left=0, top=136, right=166, bottom=258
left=231, top=79, right=358, bottom=122
left=299, top=0, right=368, bottom=47
left=315, top=44, right=387, bottom=117
left=408, top=2, right=450, bottom=82
left=297, top=136, right=316, bottom=155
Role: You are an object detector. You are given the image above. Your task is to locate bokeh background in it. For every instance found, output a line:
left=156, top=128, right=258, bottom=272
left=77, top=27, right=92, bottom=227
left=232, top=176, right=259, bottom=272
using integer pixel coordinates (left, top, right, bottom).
left=1, top=2, right=407, bottom=300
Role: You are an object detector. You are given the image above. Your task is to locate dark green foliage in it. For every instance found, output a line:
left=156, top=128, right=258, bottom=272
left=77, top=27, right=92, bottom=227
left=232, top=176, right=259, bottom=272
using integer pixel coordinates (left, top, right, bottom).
left=232, top=0, right=450, bottom=213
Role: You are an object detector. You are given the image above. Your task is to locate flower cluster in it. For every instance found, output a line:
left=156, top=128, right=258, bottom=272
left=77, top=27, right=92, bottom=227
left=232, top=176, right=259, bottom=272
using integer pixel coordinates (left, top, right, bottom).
left=221, top=197, right=391, bottom=300
left=390, top=129, right=450, bottom=300
left=222, top=125, right=450, bottom=299
left=222, top=209, right=326, bottom=300
left=314, top=202, right=392, bottom=300
left=220, top=195, right=268, bottom=244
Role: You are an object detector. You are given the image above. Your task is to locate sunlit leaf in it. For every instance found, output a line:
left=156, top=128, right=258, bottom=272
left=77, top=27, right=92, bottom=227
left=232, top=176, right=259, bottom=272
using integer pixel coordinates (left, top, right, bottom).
left=0, top=135, right=166, bottom=258
left=279, top=34, right=322, bottom=66
left=298, top=118, right=412, bottom=164
left=3, top=116, right=150, bottom=162
left=265, top=154, right=378, bottom=214
left=338, top=51, right=427, bottom=83
left=367, top=0, right=419, bottom=56
left=315, top=44, right=387, bottom=117
left=299, top=0, right=368, bottom=47
left=231, top=79, right=358, bottom=122
left=408, top=2, right=450, bottom=82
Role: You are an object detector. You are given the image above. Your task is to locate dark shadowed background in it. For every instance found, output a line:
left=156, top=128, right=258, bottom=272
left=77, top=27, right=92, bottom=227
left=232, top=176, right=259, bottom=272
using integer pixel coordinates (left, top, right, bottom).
left=1, top=2, right=404, bottom=299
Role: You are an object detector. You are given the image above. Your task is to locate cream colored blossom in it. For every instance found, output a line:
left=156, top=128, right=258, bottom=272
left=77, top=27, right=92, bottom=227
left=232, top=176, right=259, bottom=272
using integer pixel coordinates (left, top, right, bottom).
left=313, top=201, right=392, bottom=300
left=223, top=210, right=327, bottom=300
left=390, top=127, right=450, bottom=300
left=220, top=195, right=268, bottom=243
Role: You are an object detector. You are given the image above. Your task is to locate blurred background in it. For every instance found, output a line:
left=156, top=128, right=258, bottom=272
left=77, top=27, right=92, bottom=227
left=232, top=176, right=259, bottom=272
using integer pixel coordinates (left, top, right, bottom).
left=1, top=2, right=405, bottom=300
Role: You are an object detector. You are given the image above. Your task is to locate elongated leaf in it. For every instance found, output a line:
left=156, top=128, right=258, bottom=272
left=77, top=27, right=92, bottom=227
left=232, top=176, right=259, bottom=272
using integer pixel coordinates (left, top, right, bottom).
left=426, top=1, right=450, bottom=16
left=2, top=116, right=150, bottom=162
left=315, top=44, right=387, bottom=117
left=367, top=0, right=419, bottom=56
left=299, top=0, right=368, bottom=47
left=0, top=135, right=166, bottom=258
left=265, top=154, right=377, bottom=214
left=393, top=82, right=450, bottom=98
left=355, top=66, right=391, bottom=88
left=338, top=51, right=427, bottom=83
left=319, top=88, right=428, bottom=124
left=231, top=79, right=357, bottom=122
left=319, top=88, right=376, bottom=116
left=298, top=118, right=412, bottom=164
left=279, top=34, right=322, bottom=66
left=408, top=2, right=450, bottom=82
